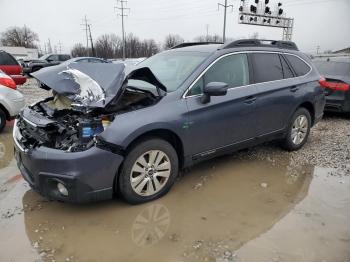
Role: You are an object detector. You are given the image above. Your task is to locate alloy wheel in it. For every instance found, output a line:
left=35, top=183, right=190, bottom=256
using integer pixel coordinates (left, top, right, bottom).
left=291, top=115, right=308, bottom=145
left=130, top=150, right=171, bottom=196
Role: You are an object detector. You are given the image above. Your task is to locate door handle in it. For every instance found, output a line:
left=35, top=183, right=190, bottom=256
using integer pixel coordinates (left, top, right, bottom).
left=290, top=86, right=299, bottom=92
left=244, top=96, right=257, bottom=104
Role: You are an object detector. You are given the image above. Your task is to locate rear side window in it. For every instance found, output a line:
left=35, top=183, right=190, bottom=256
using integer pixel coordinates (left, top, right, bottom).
left=280, top=55, right=294, bottom=78
left=285, top=54, right=310, bottom=76
left=0, top=52, right=19, bottom=65
left=187, top=53, right=250, bottom=96
left=251, top=53, right=284, bottom=83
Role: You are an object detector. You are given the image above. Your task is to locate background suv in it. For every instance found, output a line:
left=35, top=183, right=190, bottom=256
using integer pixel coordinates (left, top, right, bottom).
left=0, top=70, right=25, bottom=132
left=313, top=57, right=350, bottom=114
left=23, top=53, right=71, bottom=73
left=13, top=39, right=325, bottom=204
left=0, top=50, right=27, bottom=85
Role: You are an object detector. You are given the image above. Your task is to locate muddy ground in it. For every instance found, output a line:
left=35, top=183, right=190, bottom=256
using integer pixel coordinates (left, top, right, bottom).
left=0, top=79, right=349, bottom=262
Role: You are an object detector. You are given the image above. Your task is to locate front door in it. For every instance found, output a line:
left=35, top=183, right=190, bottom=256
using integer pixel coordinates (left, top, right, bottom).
left=184, top=53, right=258, bottom=157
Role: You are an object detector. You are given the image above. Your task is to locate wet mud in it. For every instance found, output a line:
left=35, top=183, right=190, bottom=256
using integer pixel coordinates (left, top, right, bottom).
left=0, top=124, right=349, bottom=262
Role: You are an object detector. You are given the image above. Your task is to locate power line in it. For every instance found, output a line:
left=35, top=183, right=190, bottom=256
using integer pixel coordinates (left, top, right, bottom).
left=115, top=0, right=130, bottom=60
left=218, top=0, right=233, bottom=42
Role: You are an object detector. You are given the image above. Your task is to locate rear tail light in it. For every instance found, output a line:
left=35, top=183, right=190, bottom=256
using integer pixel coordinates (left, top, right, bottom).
left=0, top=76, right=17, bottom=89
left=319, top=77, right=350, bottom=91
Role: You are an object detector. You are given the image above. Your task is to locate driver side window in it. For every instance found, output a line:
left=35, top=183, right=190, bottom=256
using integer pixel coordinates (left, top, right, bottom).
left=187, top=53, right=249, bottom=96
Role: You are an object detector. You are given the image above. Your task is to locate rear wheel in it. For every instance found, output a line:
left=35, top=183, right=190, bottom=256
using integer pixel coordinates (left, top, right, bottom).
left=281, top=108, right=311, bottom=151
left=0, top=109, right=6, bottom=133
left=118, top=138, right=178, bottom=204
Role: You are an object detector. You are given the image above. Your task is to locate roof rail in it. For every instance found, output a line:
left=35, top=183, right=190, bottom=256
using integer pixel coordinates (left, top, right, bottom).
left=171, top=42, right=223, bottom=49
left=221, top=39, right=299, bottom=51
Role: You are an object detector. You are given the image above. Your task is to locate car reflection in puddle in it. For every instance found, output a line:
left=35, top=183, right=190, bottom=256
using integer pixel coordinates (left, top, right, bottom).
left=21, top=155, right=312, bottom=262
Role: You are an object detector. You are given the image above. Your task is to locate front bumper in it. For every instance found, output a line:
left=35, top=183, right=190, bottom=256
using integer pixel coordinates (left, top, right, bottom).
left=13, top=123, right=124, bottom=203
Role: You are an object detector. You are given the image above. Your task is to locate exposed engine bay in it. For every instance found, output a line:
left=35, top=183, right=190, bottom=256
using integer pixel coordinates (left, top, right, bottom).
left=17, top=88, right=158, bottom=152
left=15, top=63, right=165, bottom=152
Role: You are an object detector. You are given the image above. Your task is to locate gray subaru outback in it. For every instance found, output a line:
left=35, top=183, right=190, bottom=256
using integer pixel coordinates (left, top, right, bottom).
left=13, top=39, right=325, bottom=204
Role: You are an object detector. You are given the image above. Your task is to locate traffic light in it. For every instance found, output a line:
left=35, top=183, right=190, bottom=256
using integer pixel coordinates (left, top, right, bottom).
left=250, top=5, right=257, bottom=13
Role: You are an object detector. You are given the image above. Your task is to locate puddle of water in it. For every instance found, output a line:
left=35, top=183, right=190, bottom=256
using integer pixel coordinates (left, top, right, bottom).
left=236, top=166, right=350, bottom=262
left=1, top=149, right=314, bottom=262
left=0, top=126, right=349, bottom=262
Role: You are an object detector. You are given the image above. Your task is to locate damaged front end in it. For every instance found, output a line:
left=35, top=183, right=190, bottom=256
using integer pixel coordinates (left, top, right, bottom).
left=15, top=62, right=165, bottom=153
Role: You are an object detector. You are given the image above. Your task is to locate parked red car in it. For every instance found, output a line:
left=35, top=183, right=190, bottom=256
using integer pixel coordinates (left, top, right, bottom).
left=0, top=50, right=26, bottom=87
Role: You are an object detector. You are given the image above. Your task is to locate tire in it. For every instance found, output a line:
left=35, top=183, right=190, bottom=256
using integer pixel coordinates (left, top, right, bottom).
left=0, top=109, right=6, bottom=133
left=118, top=138, right=179, bottom=204
left=281, top=107, right=311, bottom=151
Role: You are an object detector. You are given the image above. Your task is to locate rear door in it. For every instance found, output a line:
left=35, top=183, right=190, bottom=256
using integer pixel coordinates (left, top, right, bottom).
left=185, top=53, right=258, bottom=157
left=251, top=52, right=298, bottom=136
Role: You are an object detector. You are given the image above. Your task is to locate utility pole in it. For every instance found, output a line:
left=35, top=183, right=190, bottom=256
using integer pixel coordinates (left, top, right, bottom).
left=81, top=15, right=90, bottom=51
left=88, top=24, right=95, bottom=57
left=115, top=0, right=130, bottom=60
left=57, top=41, right=63, bottom=54
left=47, top=38, right=53, bottom=53
left=218, top=0, right=233, bottom=43
left=206, top=24, right=209, bottom=42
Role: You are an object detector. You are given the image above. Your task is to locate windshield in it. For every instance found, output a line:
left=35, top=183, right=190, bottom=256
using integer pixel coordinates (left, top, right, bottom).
left=39, top=54, right=50, bottom=60
left=137, top=51, right=210, bottom=92
left=314, top=61, right=350, bottom=76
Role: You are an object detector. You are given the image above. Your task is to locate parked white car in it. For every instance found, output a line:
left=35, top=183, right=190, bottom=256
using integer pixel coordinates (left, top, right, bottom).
left=0, top=70, right=25, bottom=132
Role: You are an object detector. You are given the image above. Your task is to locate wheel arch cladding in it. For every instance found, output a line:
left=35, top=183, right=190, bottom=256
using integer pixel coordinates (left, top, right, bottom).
left=299, top=101, right=315, bottom=125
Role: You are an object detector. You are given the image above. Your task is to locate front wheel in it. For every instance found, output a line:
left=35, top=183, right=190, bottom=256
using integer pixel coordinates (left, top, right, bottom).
left=118, top=138, right=179, bottom=204
left=281, top=108, right=311, bottom=151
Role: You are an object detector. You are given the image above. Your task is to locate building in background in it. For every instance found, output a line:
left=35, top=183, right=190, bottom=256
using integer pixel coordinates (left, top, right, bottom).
left=0, top=46, right=39, bottom=59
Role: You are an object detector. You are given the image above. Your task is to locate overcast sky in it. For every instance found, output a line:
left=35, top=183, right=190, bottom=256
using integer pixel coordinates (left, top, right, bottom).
left=0, top=0, right=349, bottom=54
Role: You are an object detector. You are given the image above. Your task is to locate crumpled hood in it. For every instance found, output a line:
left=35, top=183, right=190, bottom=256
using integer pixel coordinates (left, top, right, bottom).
left=31, top=62, right=166, bottom=108
left=31, top=63, right=126, bottom=108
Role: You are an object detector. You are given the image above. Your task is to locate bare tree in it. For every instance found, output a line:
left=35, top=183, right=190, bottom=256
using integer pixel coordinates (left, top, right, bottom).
left=71, top=43, right=88, bottom=57
left=0, top=26, right=39, bottom=48
left=163, top=34, right=184, bottom=50
left=194, top=34, right=223, bottom=43
left=95, top=34, right=119, bottom=59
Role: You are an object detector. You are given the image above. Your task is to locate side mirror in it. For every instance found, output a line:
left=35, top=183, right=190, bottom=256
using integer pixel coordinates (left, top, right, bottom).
left=201, top=82, right=228, bottom=104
